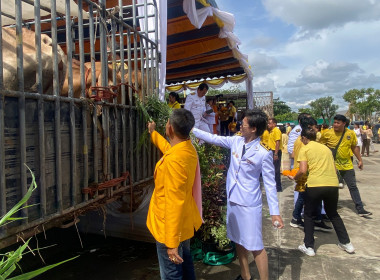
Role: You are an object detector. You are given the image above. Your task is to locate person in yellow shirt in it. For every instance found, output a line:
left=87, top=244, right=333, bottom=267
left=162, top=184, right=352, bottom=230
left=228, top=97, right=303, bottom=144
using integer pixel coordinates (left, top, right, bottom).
left=290, top=117, right=332, bottom=232
left=289, top=126, right=354, bottom=257
left=268, top=118, right=283, bottom=191
left=147, top=109, right=202, bottom=279
left=320, top=114, right=372, bottom=217
left=280, top=126, right=290, bottom=171
left=261, top=129, right=269, bottom=146
left=218, top=104, right=230, bottom=136
left=320, top=123, right=329, bottom=135
left=227, top=101, right=237, bottom=136
left=286, top=123, right=292, bottom=135
left=168, top=92, right=181, bottom=109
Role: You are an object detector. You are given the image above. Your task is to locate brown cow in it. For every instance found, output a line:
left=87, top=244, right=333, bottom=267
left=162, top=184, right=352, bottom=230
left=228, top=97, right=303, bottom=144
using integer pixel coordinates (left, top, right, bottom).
left=1, top=27, right=67, bottom=94
left=61, top=59, right=143, bottom=103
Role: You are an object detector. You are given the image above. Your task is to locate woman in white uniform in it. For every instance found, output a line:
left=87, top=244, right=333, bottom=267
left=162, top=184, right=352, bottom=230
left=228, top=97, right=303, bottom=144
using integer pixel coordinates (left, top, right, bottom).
left=193, top=109, right=284, bottom=280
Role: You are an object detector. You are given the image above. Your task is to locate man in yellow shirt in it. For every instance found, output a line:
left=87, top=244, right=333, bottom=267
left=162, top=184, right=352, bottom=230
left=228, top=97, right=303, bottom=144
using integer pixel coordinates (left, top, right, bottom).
left=320, top=114, right=372, bottom=217
left=147, top=109, right=202, bottom=279
left=268, top=118, right=283, bottom=192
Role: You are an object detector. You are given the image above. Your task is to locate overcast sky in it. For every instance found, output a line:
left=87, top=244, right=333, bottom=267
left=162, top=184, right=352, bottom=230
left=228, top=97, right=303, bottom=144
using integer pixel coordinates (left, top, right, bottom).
left=216, top=0, right=380, bottom=111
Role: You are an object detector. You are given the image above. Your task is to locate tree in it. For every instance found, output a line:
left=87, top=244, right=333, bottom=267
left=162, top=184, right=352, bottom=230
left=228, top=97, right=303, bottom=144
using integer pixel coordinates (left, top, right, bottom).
left=343, top=88, right=380, bottom=121
left=297, top=107, right=314, bottom=117
left=275, top=112, right=298, bottom=123
left=272, top=98, right=298, bottom=122
left=309, top=96, right=339, bottom=125
left=273, top=98, right=292, bottom=116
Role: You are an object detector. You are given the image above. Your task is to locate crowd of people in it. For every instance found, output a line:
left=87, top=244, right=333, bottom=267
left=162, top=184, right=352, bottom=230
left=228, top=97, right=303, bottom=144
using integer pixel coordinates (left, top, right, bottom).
left=168, top=83, right=239, bottom=136
left=148, top=84, right=375, bottom=279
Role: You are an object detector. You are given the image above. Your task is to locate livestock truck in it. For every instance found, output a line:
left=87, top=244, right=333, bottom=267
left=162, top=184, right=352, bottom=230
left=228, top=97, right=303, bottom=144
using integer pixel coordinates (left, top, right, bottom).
left=0, top=0, right=159, bottom=248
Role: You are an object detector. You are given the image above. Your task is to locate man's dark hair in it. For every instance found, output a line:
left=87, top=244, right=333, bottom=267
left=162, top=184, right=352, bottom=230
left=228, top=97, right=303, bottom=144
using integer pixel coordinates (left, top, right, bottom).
left=334, top=114, right=347, bottom=123
left=301, top=127, right=317, bottom=141
left=345, top=119, right=350, bottom=128
left=298, top=112, right=311, bottom=122
left=280, top=126, right=286, bottom=134
left=198, top=83, right=209, bottom=91
left=169, top=109, right=195, bottom=138
left=229, top=101, right=235, bottom=105
left=269, top=117, right=278, bottom=124
left=169, top=91, right=179, bottom=102
left=241, top=109, right=268, bottom=137
left=300, top=117, right=317, bottom=131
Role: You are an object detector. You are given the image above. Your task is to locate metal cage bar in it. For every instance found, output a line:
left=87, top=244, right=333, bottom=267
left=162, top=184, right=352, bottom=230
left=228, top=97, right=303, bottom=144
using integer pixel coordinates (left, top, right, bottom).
left=0, top=0, right=158, bottom=247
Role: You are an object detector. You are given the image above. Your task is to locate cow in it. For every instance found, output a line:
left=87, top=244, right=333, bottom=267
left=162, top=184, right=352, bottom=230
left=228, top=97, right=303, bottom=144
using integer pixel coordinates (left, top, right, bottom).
left=1, top=27, right=67, bottom=94
left=61, top=59, right=143, bottom=104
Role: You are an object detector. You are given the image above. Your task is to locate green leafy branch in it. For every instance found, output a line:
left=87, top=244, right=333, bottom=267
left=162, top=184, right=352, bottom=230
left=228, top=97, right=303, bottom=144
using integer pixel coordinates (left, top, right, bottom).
left=135, top=94, right=172, bottom=150
left=0, top=164, right=78, bottom=280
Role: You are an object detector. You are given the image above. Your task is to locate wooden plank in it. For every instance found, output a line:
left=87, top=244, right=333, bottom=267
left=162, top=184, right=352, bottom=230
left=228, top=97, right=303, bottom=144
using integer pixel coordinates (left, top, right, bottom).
left=167, top=35, right=228, bottom=62
left=166, top=61, right=242, bottom=80
left=167, top=50, right=233, bottom=70
left=167, top=15, right=215, bottom=36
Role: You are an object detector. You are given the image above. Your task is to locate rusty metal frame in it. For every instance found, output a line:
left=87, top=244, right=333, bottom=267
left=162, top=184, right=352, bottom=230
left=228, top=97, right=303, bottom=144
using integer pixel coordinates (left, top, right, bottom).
left=0, top=0, right=159, bottom=248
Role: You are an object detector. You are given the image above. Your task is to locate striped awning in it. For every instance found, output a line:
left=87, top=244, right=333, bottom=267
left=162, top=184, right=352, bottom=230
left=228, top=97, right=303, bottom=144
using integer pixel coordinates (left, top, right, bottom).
left=166, top=0, right=251, bottom=85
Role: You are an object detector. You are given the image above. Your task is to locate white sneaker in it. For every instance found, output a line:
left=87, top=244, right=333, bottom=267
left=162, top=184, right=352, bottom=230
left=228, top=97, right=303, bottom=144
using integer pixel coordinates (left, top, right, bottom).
left=338, top=242, right=355, bottom=254
left=298, top=244, right=315, bottom=256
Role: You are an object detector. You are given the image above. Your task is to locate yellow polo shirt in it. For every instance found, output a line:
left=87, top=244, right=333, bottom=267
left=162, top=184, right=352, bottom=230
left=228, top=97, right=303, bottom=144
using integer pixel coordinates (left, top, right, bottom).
left=293, top=136, right=303, bottom=169
left=169, top=101, right=181, bottom=109
left=298, top=141, right=339, bottom=187
left=261, top=130, right=269, bottom=145
left=319, top=128, right=357, bottom=171
left=286, top=126, right=291, bottom=135
left=268, top=127, right=283, bottom=151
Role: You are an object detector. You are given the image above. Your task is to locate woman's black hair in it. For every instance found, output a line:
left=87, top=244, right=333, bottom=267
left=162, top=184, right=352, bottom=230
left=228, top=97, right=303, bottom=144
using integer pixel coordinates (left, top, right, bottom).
left=241, top=109, right=268, bottom=137
left=169, top=91, right=180, bottom=102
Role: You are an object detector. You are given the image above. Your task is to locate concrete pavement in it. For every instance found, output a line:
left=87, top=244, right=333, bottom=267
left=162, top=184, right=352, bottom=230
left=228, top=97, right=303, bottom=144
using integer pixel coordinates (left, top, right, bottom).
left=194, top=143, right=380, bottom=280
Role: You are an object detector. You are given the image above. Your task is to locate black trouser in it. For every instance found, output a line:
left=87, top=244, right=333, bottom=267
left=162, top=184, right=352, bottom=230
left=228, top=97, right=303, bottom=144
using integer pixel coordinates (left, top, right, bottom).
left=271, top=150, right=282, bottom=192
left=220, top=120, right=229, bottom=136
left=338, top=169, right=364, bottom=211
left=304, top=187, right=350, bottom=249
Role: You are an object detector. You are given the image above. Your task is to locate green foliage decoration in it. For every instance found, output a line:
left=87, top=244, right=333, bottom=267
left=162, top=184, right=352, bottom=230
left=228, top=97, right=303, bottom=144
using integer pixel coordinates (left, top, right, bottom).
left=191, top=138, right=231, bottom=249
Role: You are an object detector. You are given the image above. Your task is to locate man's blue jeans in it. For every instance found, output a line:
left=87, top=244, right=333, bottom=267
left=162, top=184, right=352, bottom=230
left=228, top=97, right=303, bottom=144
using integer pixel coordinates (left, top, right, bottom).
left=293, top=192, right=305, bottom=220
left=156, top=239, right=195, bottom=280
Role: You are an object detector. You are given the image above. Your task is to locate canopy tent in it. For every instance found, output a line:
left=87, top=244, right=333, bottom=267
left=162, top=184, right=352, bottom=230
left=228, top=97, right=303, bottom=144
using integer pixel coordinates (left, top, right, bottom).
left=164, top=0, right=254, bottom=107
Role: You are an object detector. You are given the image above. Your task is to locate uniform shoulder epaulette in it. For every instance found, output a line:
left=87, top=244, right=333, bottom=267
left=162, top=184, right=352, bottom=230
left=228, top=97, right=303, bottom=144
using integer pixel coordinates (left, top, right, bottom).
left=190, top=92, right=196, bottom=95
left=235, top=131, right=242, bottom=136
left=260, top=142, right=270, bottom=151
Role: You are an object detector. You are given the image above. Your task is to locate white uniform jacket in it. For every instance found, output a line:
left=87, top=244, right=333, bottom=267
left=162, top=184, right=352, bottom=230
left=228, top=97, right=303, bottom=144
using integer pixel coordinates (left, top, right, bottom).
left=287, top=124, right=302, bottom=155
left=193, top=128, right=280, bottom=215
left=184, top=93, right=206, bottom=122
